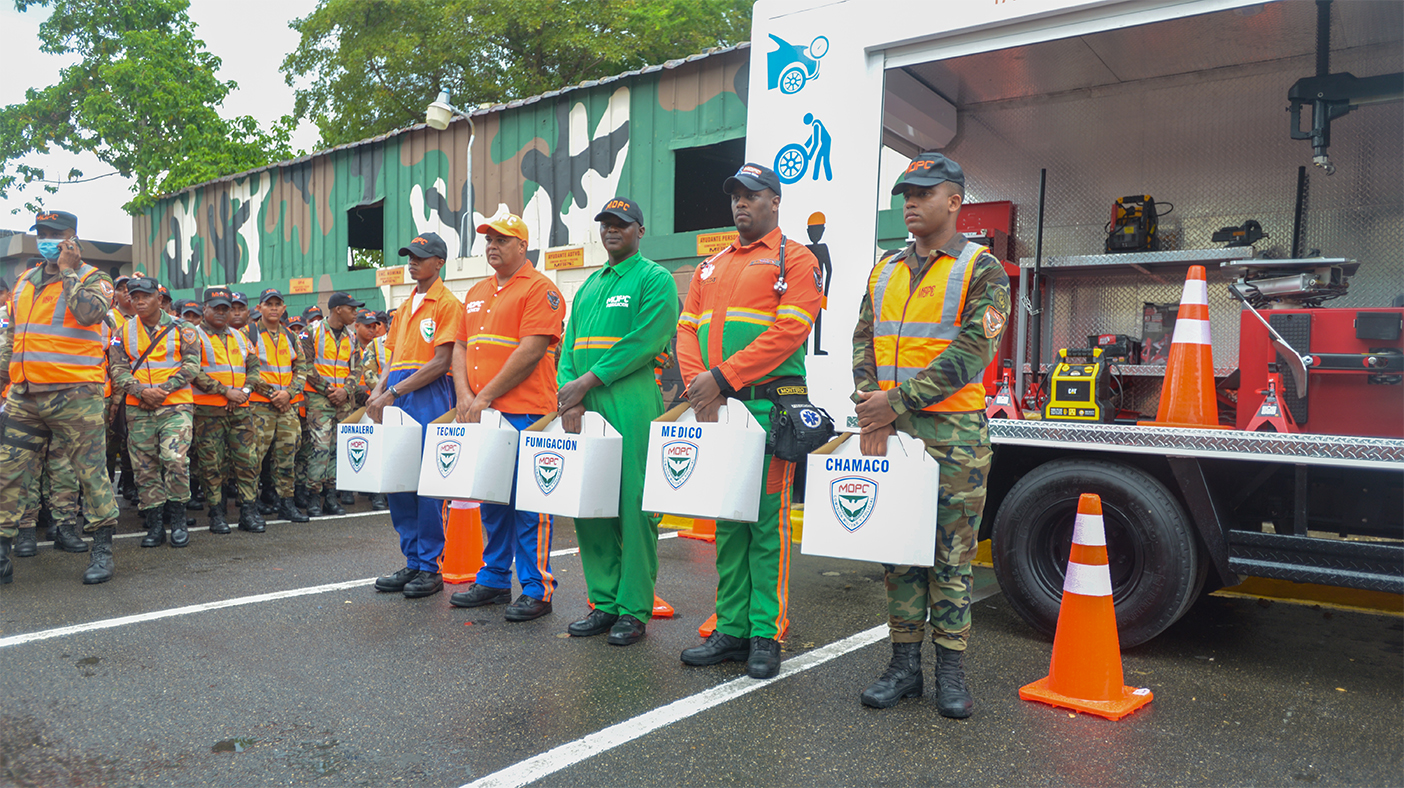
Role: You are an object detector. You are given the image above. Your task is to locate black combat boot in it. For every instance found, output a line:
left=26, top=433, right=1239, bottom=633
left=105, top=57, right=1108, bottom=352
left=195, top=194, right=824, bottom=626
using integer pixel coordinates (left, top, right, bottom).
left=140, top=507, right=165, bottom=548
left=41, top=508, right=58, bottom=543
left=339, top=490, right=355, bottom=506
left=53, top=521, right=89, bottom=553
left=933, top=644, right=974, bottom=719
left=304, top=489, right=323, bottom=517
left=82, top=526, right=115, bottom=584
left=860, top=641, right=924, bottom=709
left=186, top=479, right=205, bottom=511
left=294, top=483, right=310, bottom=510
left=237, top=499, right=265, bottom=533
left=208, top=498, right=230, bottom=535
left=167, top=501, right=190, bottom=548
left=0, top=535, right=12, bottom=585
left=321, top=489, right=345, bottom=516
left=279, top=498, right=310, bottom=523
left=14, top=527, right=38, bottom=558
left=370, top=493, right=388, bottom=511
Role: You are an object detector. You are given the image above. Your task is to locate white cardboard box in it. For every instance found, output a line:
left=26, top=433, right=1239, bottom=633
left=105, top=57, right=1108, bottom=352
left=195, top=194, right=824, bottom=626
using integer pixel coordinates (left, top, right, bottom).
left=416, top=409, right=519, bottom=504
left=336, top=406, right=423, bottom=494
left=801, top=432, right=940, bottom=567
left=514, top=411, right=623, bottom=519
left=641, top=400, right=766, bottom=522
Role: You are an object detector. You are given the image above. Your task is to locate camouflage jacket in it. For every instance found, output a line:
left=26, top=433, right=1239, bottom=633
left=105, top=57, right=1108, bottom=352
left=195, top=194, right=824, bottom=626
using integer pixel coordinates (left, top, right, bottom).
left=851, top=237, right=1010, bottom=446
left=0, top=262, right=114, bottom=394
left=300, top=321, right=362, bottom=396
left=109, top=313, right=201, bottom=398
left=247, top=322, right=310, bottom=399
left=192, top=322, right=263, bottom=397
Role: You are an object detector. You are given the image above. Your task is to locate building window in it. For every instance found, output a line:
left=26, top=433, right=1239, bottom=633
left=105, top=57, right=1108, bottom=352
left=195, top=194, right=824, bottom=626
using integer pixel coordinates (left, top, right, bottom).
left=674, top=138, right=746, bottom=234
left=347, top=201, right=384, bottom=270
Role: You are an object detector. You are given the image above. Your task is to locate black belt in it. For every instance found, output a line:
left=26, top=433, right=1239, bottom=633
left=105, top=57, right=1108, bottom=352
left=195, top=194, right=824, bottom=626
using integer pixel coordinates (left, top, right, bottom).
left=731, top=385, right=769, bottom=402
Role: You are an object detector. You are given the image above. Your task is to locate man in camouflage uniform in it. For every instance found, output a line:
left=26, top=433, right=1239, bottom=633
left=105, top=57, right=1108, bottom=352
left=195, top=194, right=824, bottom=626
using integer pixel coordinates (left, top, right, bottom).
left=852, top=153, right=1009, bottom=719
left=353, top=308, right=388, bottom=509
left=191, top=286, right=263, bottom=534
left=0, top=210, right=122, bottom=585
left=299, top=293, right=362, bottom=517
left=176, top=299, right=207, bottom=512
left=289, top=312, right=315, bottom=512
left=107, top=276, right=137, bottom=504
left=110, top=277, right=201, bottom=549
left=248, top=289, right=310, bottom=524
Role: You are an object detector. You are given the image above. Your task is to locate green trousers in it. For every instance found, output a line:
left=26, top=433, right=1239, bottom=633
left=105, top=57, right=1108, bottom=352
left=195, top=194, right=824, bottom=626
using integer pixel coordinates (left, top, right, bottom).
left=0, top=385, right=118, bottom=537
left=574, top=378, right=663, bottom=622
left=126, top=404, right=194, bottom=509
left=251, top=403, right=301, bottom=499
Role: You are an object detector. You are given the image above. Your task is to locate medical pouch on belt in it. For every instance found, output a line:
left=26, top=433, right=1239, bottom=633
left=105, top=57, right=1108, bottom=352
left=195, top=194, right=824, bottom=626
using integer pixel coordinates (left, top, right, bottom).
left=122, top=319, right=192, bottom=406
left=801, top=432, right=940, bottom=567
left=336, top=405, right=421, bottom=493
left=416, top=408, right=518, bottom=504
left=642, top=399, right=766, bottom=522
left=10, top=264, right=107, bottom=385
left=515, top=411, right=623, bottom=519
left=305, top=322, right=355, bottom=392
left=870, top=241, right=987, bottom=412
left=193, top=328, right=250, bottom=406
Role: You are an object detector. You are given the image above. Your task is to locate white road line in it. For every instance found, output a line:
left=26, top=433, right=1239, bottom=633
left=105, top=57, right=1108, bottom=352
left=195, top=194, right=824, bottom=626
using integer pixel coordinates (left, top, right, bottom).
left=0, top=530, right=682, bottom=649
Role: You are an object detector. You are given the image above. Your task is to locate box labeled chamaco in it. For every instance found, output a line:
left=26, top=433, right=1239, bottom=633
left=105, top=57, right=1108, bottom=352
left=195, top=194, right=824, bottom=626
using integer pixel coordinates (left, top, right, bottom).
left=416, top=408, right=519, bottom=504
left=336, top=406, right=423, bottom=494
left=514, top=411, right=623, bottom=519
left=801, top=432, right=940, bottom=566
left=641, top=400, right=766, bottom=522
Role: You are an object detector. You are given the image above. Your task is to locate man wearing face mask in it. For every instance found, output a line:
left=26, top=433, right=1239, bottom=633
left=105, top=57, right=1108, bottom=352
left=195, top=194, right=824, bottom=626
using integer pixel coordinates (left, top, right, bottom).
left=0, top=210, right=122, bottom=585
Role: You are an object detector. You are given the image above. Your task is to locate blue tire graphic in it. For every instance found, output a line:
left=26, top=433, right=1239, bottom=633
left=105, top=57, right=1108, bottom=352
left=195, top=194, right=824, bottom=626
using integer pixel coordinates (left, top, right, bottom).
left=774, top=144, right=808, bottom=184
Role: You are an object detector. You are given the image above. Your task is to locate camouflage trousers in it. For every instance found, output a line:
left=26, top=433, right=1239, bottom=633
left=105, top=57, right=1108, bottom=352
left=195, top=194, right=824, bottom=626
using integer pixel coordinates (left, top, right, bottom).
left=251, top=403, right=301, bottom=499
left=295, top=405, right=311, bottom=488
left=301, top=392, right=355, bottom=492
left=884, top=442, right=992, bottom=651
left=0, top=385, right=119, bottom=538
left=193, top=404, right=259, bottom=507
left=127, top=404, right=194, bottom=510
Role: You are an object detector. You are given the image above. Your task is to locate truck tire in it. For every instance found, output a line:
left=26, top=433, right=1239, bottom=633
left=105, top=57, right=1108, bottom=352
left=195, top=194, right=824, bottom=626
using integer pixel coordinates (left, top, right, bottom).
left=991, top=457, right=1202, bottom=648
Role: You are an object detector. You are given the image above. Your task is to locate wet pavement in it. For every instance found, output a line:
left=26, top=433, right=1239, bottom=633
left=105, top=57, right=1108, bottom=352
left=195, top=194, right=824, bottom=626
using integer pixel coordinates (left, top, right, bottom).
left=0, top=501, right=1399, bottom=787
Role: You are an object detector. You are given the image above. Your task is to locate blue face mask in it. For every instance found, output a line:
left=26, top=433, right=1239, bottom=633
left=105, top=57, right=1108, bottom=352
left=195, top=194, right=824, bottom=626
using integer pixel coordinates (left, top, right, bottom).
left=37, top=240, right=62, bottom=260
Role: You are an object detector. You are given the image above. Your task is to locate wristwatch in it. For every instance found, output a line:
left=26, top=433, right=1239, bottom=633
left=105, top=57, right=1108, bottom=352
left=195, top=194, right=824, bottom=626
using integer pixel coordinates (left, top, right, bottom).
left=241, top=387, right=252, bottom=394
left=388, top=385, right=401, bottom=399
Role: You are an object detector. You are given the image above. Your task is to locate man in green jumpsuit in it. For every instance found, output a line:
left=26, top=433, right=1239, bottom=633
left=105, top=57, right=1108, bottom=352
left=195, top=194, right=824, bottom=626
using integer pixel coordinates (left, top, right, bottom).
left=557, top=198, right=679, bottom=646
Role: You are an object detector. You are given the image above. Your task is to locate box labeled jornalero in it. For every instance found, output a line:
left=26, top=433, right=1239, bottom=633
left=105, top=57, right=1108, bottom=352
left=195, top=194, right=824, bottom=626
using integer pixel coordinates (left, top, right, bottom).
left=336, top=406, right=422, bottom=494
left=801, top=432, right=940, bottom=567
left=416, top=409, right=519, bottom=504
left=514, top=411, right=623, bottom=519
left=641, top=401, right=766, bottom=522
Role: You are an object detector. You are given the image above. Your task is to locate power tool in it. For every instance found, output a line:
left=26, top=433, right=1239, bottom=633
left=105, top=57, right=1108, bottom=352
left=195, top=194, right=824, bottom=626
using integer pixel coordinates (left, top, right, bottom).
left=1105, top=195, right=1164, bottom=253
left=1043, top=347, right=1116, bottom=423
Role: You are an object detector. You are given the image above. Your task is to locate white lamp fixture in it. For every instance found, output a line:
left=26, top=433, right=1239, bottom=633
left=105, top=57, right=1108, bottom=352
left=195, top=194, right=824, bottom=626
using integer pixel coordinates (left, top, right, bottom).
left=426, top=90, right=459, bottom=130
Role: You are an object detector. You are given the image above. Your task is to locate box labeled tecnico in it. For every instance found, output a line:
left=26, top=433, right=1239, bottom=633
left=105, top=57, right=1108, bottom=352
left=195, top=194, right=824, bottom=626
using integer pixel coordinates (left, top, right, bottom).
left=416, top=409, right=518, bottom=504
left=336, top=406, right=423, bottom=494
left=514, top=411, right=623, bottom=519
left=801, top=432, right=939, bottom=567
left=641, top=401, right=766, bottom=522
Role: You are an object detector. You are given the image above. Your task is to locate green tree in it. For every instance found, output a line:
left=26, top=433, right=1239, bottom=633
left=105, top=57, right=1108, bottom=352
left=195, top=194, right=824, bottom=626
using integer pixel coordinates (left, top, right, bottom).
left=283, top=0, right=753, bottom=147
left=0, top=0, right=294, bottom=214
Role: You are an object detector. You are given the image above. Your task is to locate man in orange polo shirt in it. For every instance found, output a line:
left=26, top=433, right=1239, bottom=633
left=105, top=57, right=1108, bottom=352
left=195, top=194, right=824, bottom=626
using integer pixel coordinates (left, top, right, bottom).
left=366, top=231, right=463, bottom=600
left=447, top=214, right=565, bottom=622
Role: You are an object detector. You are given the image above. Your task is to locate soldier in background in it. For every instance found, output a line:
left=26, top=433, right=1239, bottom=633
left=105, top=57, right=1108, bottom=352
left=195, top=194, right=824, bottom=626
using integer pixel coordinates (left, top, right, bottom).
left=175, top=299, right=207, bottom=512
left=300, top=292, right=362, bottom=517
left=288, top=312, right=315, bottom=513
left=110, top=277, right=200, bottom=549
left=229, top=292, right=251, bottom=332
left=107, top=276, right=137, bottom=504
left=247, top=289, right=310, bottom=525
left=353, top=308, right=388, bottom=510
left=191, top=286, right=262, bottom=535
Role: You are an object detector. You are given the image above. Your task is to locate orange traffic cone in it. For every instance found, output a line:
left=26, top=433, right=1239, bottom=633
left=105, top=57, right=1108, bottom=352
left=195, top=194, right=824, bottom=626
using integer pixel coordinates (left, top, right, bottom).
left=679, top=518, right=717, bottom=543
left=1140, top=265, right=1228, bottom=429
left=1019, top=493, right=1153, bottom=721
left=438, top=500, right=485, bottom=584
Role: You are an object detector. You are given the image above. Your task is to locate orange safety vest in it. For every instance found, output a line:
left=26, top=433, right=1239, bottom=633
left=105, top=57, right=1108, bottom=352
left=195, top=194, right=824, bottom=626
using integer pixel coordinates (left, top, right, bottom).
left=867, top=241, right=986, bottom=413
left=194, top=326, right=251, bottom=407
left=303, top=321, right=356, bottom=393
left=121, top=317, right=194, bottom=406
left=9, top=264, right=107, bottom=386
left=249, top=325, right=302, bottom=404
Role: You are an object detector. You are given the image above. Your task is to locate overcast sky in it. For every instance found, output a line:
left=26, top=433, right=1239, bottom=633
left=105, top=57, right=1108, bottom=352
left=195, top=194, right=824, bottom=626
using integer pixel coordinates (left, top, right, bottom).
left=0, top=0, right=323, bottom=243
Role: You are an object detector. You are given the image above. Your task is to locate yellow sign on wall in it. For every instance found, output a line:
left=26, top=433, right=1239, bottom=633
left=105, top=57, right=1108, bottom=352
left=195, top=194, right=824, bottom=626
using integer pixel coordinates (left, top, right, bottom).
left=696, top=231, right=738, bottom=256
left=544, top=247, right=585, bottom=271
left=375, top=266, right=406, bottom=286
left=289, top=277, right=314, bottom=294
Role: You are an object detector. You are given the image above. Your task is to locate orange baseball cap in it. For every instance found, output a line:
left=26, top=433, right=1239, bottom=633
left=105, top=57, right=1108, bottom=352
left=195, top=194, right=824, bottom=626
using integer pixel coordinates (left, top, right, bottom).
left=476, top=214, right=529, bottom=244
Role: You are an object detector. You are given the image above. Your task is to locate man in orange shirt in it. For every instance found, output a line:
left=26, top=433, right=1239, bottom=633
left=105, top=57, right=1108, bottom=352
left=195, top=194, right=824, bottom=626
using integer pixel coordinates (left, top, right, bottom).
left=367, top=231, right=463, bottom=600
left=447, top=214, right=565, bottom=622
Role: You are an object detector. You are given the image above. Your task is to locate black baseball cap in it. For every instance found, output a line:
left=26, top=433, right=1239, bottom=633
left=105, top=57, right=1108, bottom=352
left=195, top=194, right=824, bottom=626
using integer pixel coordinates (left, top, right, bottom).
left=594, top=197, right=644, bottom=225
left=30, top=210, right=78, bottom=233
left=398, top=231, right=448, bottom=260
left=302, top=305, right=323, bottom=321
left=328, top=292, right=365, bottom=310
left=204, top=286, right=233, bottom=307
left=127, top=276, right=160, bottom=295
left=0, top=275, right=12, bottom=293
left=259, top=287, right=284, bottom=304
left=114, top=275, right=130, bottom=289
left=176, top=299, right=203, bottom=317
left=355, top=308, right=382, bottom=325
left=891, top=152, right=966, bottom=195
left=723, top=163, right=782, bottom=197
left=287, top=314, right=306, bottom=328
left=230, top=291, right=249, bottom=306
left=377, top=310, right=391, bottom=325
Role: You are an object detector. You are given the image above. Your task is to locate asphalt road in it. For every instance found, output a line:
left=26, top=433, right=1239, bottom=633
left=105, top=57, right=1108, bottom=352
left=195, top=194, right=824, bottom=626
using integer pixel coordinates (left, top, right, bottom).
left=0, top=501, right=1399, bottom=787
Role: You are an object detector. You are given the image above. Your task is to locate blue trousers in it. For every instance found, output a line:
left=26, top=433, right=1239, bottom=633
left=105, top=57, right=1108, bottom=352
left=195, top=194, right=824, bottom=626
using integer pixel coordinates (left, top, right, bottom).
left=384, top=370, right=456, bottom=572
left=475, top=411, right=556, bottom=601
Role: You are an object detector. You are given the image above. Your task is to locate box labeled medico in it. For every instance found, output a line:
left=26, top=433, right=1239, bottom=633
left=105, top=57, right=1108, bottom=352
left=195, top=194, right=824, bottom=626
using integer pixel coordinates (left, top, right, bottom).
left=641, top=401, right=766, bottom=522
left=336, top=406, right=422, bottom=494
left=416, top=409, right=519, bottom=504
left=514, top=411, right=623, bottom=519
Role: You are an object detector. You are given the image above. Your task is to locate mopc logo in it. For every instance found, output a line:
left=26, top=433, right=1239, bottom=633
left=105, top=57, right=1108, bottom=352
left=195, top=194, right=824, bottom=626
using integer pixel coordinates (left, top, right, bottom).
left=347, top=438, right=369, bottom=473
left=436, top=440, right=461, bottom=478
left=831, top=476, right=877, bottom=532
left=534, top=451, right=564, bottom=495
left=661, top=440, right=699, bottom=489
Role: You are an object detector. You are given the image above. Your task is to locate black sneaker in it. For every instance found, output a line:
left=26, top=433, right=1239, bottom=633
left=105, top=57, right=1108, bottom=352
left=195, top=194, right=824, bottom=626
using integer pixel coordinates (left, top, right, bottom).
left=374, top=566, right=417, bottom=592
left=681, top=631, right=750, bottom=666
left=449, top=583, right=512, bottom=608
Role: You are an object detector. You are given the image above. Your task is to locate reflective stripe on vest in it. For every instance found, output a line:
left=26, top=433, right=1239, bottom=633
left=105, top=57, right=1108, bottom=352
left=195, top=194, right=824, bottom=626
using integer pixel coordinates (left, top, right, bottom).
left=868, top=242, right=986, bottom=413
left=194, top=326, right=251, bottom=406
left=9, top=264, right=107, bottom=385
left=304, top=321, right=355, bottom=392
left=250, top=326, right=299, bottom=403
left=123, top=318, right=193, bottom=406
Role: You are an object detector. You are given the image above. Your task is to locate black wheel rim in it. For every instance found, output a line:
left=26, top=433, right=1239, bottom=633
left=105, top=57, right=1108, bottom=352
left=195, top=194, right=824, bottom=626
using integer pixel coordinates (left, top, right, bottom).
left=1026, top=496, right=1147, bottom=605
